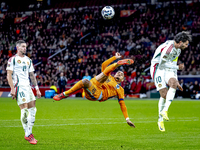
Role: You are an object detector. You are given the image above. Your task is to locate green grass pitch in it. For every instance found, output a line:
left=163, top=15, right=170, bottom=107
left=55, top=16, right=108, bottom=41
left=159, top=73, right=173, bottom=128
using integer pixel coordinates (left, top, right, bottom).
left=0, top=98, right=199, bottom=150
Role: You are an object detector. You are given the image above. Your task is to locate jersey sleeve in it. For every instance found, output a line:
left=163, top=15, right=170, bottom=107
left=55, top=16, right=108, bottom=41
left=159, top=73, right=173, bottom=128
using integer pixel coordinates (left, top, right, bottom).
left=29, top=60, right=35, bottom=72
left=116, top=86, right=125, bottom=101
left=6, top=57, right=14, bottom=71
left=117, top=87, right=129, bottom=119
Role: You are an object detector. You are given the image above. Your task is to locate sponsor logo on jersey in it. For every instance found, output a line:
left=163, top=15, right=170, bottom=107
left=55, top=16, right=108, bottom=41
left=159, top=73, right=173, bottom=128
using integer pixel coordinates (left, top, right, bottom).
left=158, top=84, right=162, bottom=88
left=27, top=62, right=29, bottom=65
left=22, top=98, right=26, bottom=102
left=17, top=60, right=21, bottom=64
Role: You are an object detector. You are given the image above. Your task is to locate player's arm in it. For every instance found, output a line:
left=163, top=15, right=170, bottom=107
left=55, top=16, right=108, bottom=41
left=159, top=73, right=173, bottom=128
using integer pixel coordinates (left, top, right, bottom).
left=117, top=88, right=135, bottom=128
left=7, top=70, right=16, bottom=99
left=29, top=72, right=41, bottom=98
left=101, top=52, right=121, bottom=71
left=118, top=100, right=135, bottom=128
left=159, top=46, right=178, bottom=70
left=163, top=57, right=184, bottom=70
left=6, top=57, right=15, bottom=99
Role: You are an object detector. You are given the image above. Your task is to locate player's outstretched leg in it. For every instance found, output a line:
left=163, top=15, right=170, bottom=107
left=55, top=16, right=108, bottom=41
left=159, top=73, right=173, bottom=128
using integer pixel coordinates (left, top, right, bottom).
left=117, top=59, right=134, bottom=65
left=53, top=80, right=84, bottom=101
left=102, top=59, right=134, bottom=77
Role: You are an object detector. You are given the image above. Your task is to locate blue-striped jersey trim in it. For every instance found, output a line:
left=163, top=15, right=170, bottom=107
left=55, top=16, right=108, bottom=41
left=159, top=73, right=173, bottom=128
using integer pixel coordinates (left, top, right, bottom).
left=118, top=98, right=124, bottom=102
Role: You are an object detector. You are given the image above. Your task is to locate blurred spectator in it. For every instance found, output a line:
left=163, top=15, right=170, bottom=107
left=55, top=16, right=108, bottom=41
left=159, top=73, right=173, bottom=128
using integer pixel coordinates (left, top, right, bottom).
left=176, top=79, right=190, bottom=98
left=82, top=72, right=92, bottom=81
left=58, top=72, right=67, bottom=94
left=0, top=1, right=200, bottom=98
left=124, top=80, right=131, bottom=97
left=191, top=80, right=200, bottom=99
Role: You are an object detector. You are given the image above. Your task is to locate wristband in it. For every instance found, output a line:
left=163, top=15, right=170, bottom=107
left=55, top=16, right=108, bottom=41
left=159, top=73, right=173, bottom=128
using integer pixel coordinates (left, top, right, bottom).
left=35, top=85, right=39, bottom=90
left=126, top=117, right=130, bottom=121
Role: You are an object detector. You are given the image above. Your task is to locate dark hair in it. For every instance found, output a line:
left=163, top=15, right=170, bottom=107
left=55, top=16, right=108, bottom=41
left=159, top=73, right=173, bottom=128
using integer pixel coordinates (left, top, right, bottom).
left=16, top=40, right=26, bottom=46
left=174, top=31, right=192, bottom=43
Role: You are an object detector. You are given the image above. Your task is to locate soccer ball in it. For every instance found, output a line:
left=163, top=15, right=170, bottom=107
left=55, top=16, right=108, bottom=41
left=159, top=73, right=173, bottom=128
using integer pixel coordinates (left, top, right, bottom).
left=101, top=6, right=115, bottom=20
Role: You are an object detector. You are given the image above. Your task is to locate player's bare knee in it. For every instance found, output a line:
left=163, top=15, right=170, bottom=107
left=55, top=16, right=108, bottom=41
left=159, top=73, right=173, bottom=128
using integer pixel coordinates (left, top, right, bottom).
left=160, top=92, right=167, bottom=99
left=168, top=78, right=178, bottom=89
left=82, top=79, right=91, bottom=88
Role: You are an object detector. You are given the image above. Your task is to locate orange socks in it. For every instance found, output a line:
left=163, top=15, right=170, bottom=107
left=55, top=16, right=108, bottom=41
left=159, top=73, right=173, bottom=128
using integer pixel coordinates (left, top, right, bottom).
left=64, top=80, right=84, bottom=96
left=103, top=63, right=118, bottom=76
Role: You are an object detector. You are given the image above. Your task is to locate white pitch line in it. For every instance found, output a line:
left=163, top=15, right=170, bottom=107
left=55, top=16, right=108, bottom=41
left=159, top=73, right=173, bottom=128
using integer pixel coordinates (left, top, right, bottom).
left=0, top=117, right=199, bottom=122
left=1, top=122, right=125, bottom=127
left=0, top=119, right=199, bottom=128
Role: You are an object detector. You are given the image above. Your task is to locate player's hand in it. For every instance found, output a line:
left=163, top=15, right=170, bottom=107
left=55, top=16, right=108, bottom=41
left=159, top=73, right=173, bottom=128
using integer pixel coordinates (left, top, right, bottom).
left=10, top=88, right=16, bottom=100
left=177, top=83, right=183, bottom=91
left=126, top=119, right=135, bottom=128
left=178, top=63, right=184, bottom=70
left=115, top=52, right=121, bottom=59
left=36, top=90, right=41, bottom=99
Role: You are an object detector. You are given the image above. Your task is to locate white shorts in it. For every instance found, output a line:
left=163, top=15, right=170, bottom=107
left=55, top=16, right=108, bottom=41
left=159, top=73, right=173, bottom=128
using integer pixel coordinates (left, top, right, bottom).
left=150, top=64, right=177, bottom=91
left=15, top=85, right=36, bottom=105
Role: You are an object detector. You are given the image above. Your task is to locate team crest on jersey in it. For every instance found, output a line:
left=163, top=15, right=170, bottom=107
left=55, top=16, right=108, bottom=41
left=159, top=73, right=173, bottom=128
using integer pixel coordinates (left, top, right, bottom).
left=22, top=98, right=26, bottom=102
left=23, top=62, right=25, bottom=64
left=27, top=62, right=29, bottom=65
left=7, top=64, right=10, bottom=67
left=116, top=84, right=120, bottom=89
left=17, top=60, right=21, bottom=64
left=158, top=84, right=162, bottom=88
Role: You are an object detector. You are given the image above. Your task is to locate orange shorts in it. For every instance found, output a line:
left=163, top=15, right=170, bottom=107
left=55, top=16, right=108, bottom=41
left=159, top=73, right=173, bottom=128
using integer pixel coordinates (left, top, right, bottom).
left=83, top=78, right=103, bottom=101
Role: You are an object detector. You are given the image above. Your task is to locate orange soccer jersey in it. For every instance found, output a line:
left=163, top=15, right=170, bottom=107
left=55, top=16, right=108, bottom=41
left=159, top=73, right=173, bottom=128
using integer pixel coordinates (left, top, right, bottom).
left=100, top=75, right=124, bottom=102
left=83, top=56, right=124, bottom=102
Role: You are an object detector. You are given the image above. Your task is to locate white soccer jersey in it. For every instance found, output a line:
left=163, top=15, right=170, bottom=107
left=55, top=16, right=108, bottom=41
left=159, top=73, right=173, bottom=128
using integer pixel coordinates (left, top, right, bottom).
left=6, top=54, right=35, bottom=87
left=151, top=40, right=181, bottom=70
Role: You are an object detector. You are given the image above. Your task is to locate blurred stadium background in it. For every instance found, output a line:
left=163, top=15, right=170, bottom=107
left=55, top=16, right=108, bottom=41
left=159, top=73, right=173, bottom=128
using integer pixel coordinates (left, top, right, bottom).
left=0, top=0, right=200, bottom=99
left=0, top=0, right=200, bottom=149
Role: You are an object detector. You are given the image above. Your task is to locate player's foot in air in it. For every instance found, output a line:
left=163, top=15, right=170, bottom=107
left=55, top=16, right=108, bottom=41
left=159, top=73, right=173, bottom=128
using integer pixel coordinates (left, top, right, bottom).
left=157, top=121, right=165, bottom=132
left=160, top=110, right=169, bottom=121
left=53, top=93, right=68, bottom=101
left=24, top=134, right=37, bottom=144
left=117, top=59, right=134, bottom=65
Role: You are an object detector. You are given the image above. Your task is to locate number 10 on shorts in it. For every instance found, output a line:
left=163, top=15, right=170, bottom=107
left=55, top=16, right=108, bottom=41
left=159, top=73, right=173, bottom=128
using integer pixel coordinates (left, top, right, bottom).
left=156, top=76, right=162, bottom=83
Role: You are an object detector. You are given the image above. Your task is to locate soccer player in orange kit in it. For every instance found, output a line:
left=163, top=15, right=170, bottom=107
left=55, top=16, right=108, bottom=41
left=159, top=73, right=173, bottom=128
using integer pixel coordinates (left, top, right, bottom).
left=53, top=53, right=135, bottom=128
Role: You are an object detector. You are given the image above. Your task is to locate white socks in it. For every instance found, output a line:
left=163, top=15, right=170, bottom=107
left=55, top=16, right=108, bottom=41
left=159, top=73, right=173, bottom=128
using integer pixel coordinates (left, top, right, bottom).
left=21, top=108, right=28, bottom=136
left=27, top=107, right=37, bottom=137
left=163, top=88, right=176, bottom=112
left=158, top=97, right=165, bottom=122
